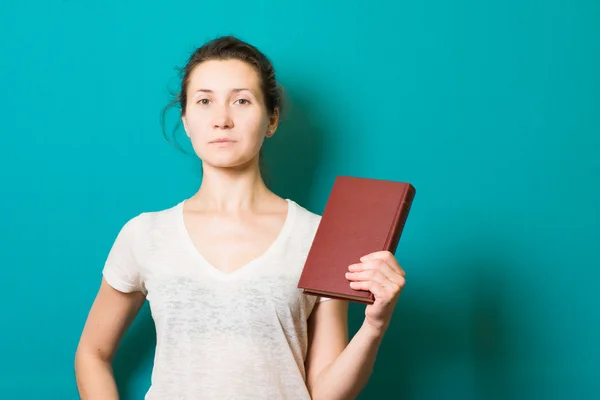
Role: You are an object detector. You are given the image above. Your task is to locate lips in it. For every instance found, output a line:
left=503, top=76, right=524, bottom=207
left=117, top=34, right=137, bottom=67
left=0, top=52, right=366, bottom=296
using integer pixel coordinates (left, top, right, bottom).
left=210, top=138, right=236, bottom=143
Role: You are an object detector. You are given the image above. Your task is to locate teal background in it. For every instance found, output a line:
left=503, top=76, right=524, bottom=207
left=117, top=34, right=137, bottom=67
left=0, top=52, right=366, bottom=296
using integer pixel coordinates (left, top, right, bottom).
left=1, top=0, right=598, bottom=399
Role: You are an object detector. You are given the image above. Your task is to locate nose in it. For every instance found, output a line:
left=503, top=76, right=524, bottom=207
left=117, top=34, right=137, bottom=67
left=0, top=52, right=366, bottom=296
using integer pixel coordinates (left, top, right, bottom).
left=212, top=104, right=234, bottom=130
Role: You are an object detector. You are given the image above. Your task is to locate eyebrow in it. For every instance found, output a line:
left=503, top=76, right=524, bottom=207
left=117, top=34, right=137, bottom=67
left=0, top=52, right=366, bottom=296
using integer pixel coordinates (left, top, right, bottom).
left=195, top=88, right=252, bottom=93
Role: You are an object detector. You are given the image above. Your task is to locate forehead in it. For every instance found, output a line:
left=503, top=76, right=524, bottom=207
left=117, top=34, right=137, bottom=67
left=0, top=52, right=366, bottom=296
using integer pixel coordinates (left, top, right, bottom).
left=187, top=59, right=261, bottom=92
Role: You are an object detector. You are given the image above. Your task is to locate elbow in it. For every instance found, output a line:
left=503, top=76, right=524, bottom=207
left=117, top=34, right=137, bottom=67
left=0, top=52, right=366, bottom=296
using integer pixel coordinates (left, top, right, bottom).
left=74, top=344, right=112, bottom=372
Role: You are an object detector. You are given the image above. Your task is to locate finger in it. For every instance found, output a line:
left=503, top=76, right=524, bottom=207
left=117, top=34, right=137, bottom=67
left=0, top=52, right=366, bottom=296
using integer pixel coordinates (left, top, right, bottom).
left=350, top=259, right=405, bottom=281
left=366, top=268, right=405, bottom=292
left=377, top=272, right=405, bottom=292
left=346, top=267, right=405, bottom=290
left=360, top=251, right=405, bottom=277
left=346, top=265, right=404, bottom=289
left=359, top=250, right=391, bottom=262
left=349, top=279, right=387, bottom=298
left=370, top=259, right=405, bottom=279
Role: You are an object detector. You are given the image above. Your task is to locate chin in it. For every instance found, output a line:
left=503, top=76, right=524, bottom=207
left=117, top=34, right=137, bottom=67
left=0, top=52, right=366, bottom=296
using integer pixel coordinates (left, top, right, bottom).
left=204, top=154, right=258, bottom=170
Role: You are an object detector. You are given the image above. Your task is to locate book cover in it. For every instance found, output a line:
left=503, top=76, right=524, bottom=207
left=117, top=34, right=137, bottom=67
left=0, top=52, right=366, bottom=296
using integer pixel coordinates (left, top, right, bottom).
left=297, top=176, right=416, bottom=304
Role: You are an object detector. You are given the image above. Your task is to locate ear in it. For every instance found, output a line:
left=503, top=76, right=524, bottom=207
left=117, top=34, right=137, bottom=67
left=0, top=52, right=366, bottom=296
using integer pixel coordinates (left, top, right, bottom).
left=182, top=116, right=189, bottom=137
left=266, top=107, right=280, bottom=137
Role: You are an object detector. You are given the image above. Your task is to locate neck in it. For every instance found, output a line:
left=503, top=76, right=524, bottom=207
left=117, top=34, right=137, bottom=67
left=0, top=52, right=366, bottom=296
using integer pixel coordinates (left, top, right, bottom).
left=190, top=157, right=272, bottom=213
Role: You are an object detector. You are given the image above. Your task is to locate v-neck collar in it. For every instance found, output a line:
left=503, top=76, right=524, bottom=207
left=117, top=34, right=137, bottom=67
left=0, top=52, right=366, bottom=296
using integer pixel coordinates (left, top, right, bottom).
left=177, top=198, right=296, bottom=280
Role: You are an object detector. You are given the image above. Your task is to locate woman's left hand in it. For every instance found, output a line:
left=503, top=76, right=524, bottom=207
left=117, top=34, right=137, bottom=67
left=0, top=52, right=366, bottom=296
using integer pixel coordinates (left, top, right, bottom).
left=345, top=250, right=406, bottom=335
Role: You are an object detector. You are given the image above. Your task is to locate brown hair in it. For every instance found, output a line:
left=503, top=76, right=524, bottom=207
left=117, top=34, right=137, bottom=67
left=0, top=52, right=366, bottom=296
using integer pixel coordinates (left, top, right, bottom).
left=161, top=35, right=284, bottom=153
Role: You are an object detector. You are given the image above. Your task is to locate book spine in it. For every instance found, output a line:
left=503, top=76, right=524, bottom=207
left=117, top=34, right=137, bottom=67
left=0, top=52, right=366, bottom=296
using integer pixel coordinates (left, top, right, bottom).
left=384, top=185, right=416, bottom=254
left=304, top=291, right=375, bottom=305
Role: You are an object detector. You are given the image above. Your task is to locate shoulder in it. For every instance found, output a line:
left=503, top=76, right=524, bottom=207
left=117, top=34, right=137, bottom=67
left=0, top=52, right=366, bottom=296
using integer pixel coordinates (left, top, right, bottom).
left=287, top=199, right=322, bottom=244
left=289, top=199, right=321, bottom=226
left=145, top=200, right=184, bottom=224
left=114, top=200, right=183, bottom=239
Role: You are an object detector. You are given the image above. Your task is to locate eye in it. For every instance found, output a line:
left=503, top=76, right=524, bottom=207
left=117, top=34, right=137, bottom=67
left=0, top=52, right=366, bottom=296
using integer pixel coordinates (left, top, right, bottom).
left=197, top=98, right=210, bottom=105
left=235, top=98, right=250, bottom=105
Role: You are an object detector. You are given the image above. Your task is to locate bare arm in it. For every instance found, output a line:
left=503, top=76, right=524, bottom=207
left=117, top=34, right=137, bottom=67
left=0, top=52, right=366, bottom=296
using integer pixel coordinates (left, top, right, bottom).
left=74, top=278, right=146, bottom=400
left=305, top=299, right=386, bottom=400
left=306, top=250, right=406, bottom=399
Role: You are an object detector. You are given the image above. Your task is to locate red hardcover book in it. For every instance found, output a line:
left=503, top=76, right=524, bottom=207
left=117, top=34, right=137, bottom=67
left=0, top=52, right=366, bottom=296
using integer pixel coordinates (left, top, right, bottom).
left=297, top=176, right=416, bottom=304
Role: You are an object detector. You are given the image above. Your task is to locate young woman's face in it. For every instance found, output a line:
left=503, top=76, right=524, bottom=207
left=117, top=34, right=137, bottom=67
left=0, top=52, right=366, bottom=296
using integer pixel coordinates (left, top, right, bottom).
left=182, top=59, right=277, bottom=169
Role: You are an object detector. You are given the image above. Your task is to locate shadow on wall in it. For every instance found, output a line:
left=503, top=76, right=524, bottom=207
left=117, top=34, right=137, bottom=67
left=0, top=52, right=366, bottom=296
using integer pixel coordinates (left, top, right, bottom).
left=261, top=82, right=327, bottom=207
left=110, top=84, right=327, bottom=399
left=351, top=251, right=519, bottom=400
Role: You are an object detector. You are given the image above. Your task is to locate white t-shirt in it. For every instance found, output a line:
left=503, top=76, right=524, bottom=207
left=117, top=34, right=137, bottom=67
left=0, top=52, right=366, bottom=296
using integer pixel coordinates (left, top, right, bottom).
left=102, top=198, right=332, bottom=400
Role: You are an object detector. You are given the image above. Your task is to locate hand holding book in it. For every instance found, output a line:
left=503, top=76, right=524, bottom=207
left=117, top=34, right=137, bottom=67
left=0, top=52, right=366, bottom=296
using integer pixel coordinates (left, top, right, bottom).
left=345, top=250, right=406, bottom=334
left=297, top=176, right=415, bottom=305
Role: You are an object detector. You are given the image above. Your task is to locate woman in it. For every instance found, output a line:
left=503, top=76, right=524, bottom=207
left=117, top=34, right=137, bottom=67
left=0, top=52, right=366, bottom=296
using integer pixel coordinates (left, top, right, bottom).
left=74, top=35, right=406, bottom=400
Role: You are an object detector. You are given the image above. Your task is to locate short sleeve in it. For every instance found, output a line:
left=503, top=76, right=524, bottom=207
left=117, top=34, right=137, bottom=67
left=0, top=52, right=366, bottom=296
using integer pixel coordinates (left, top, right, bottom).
left=102, top=214, right=147, bottom=295
left=317, top=296, right=334, bottom=303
